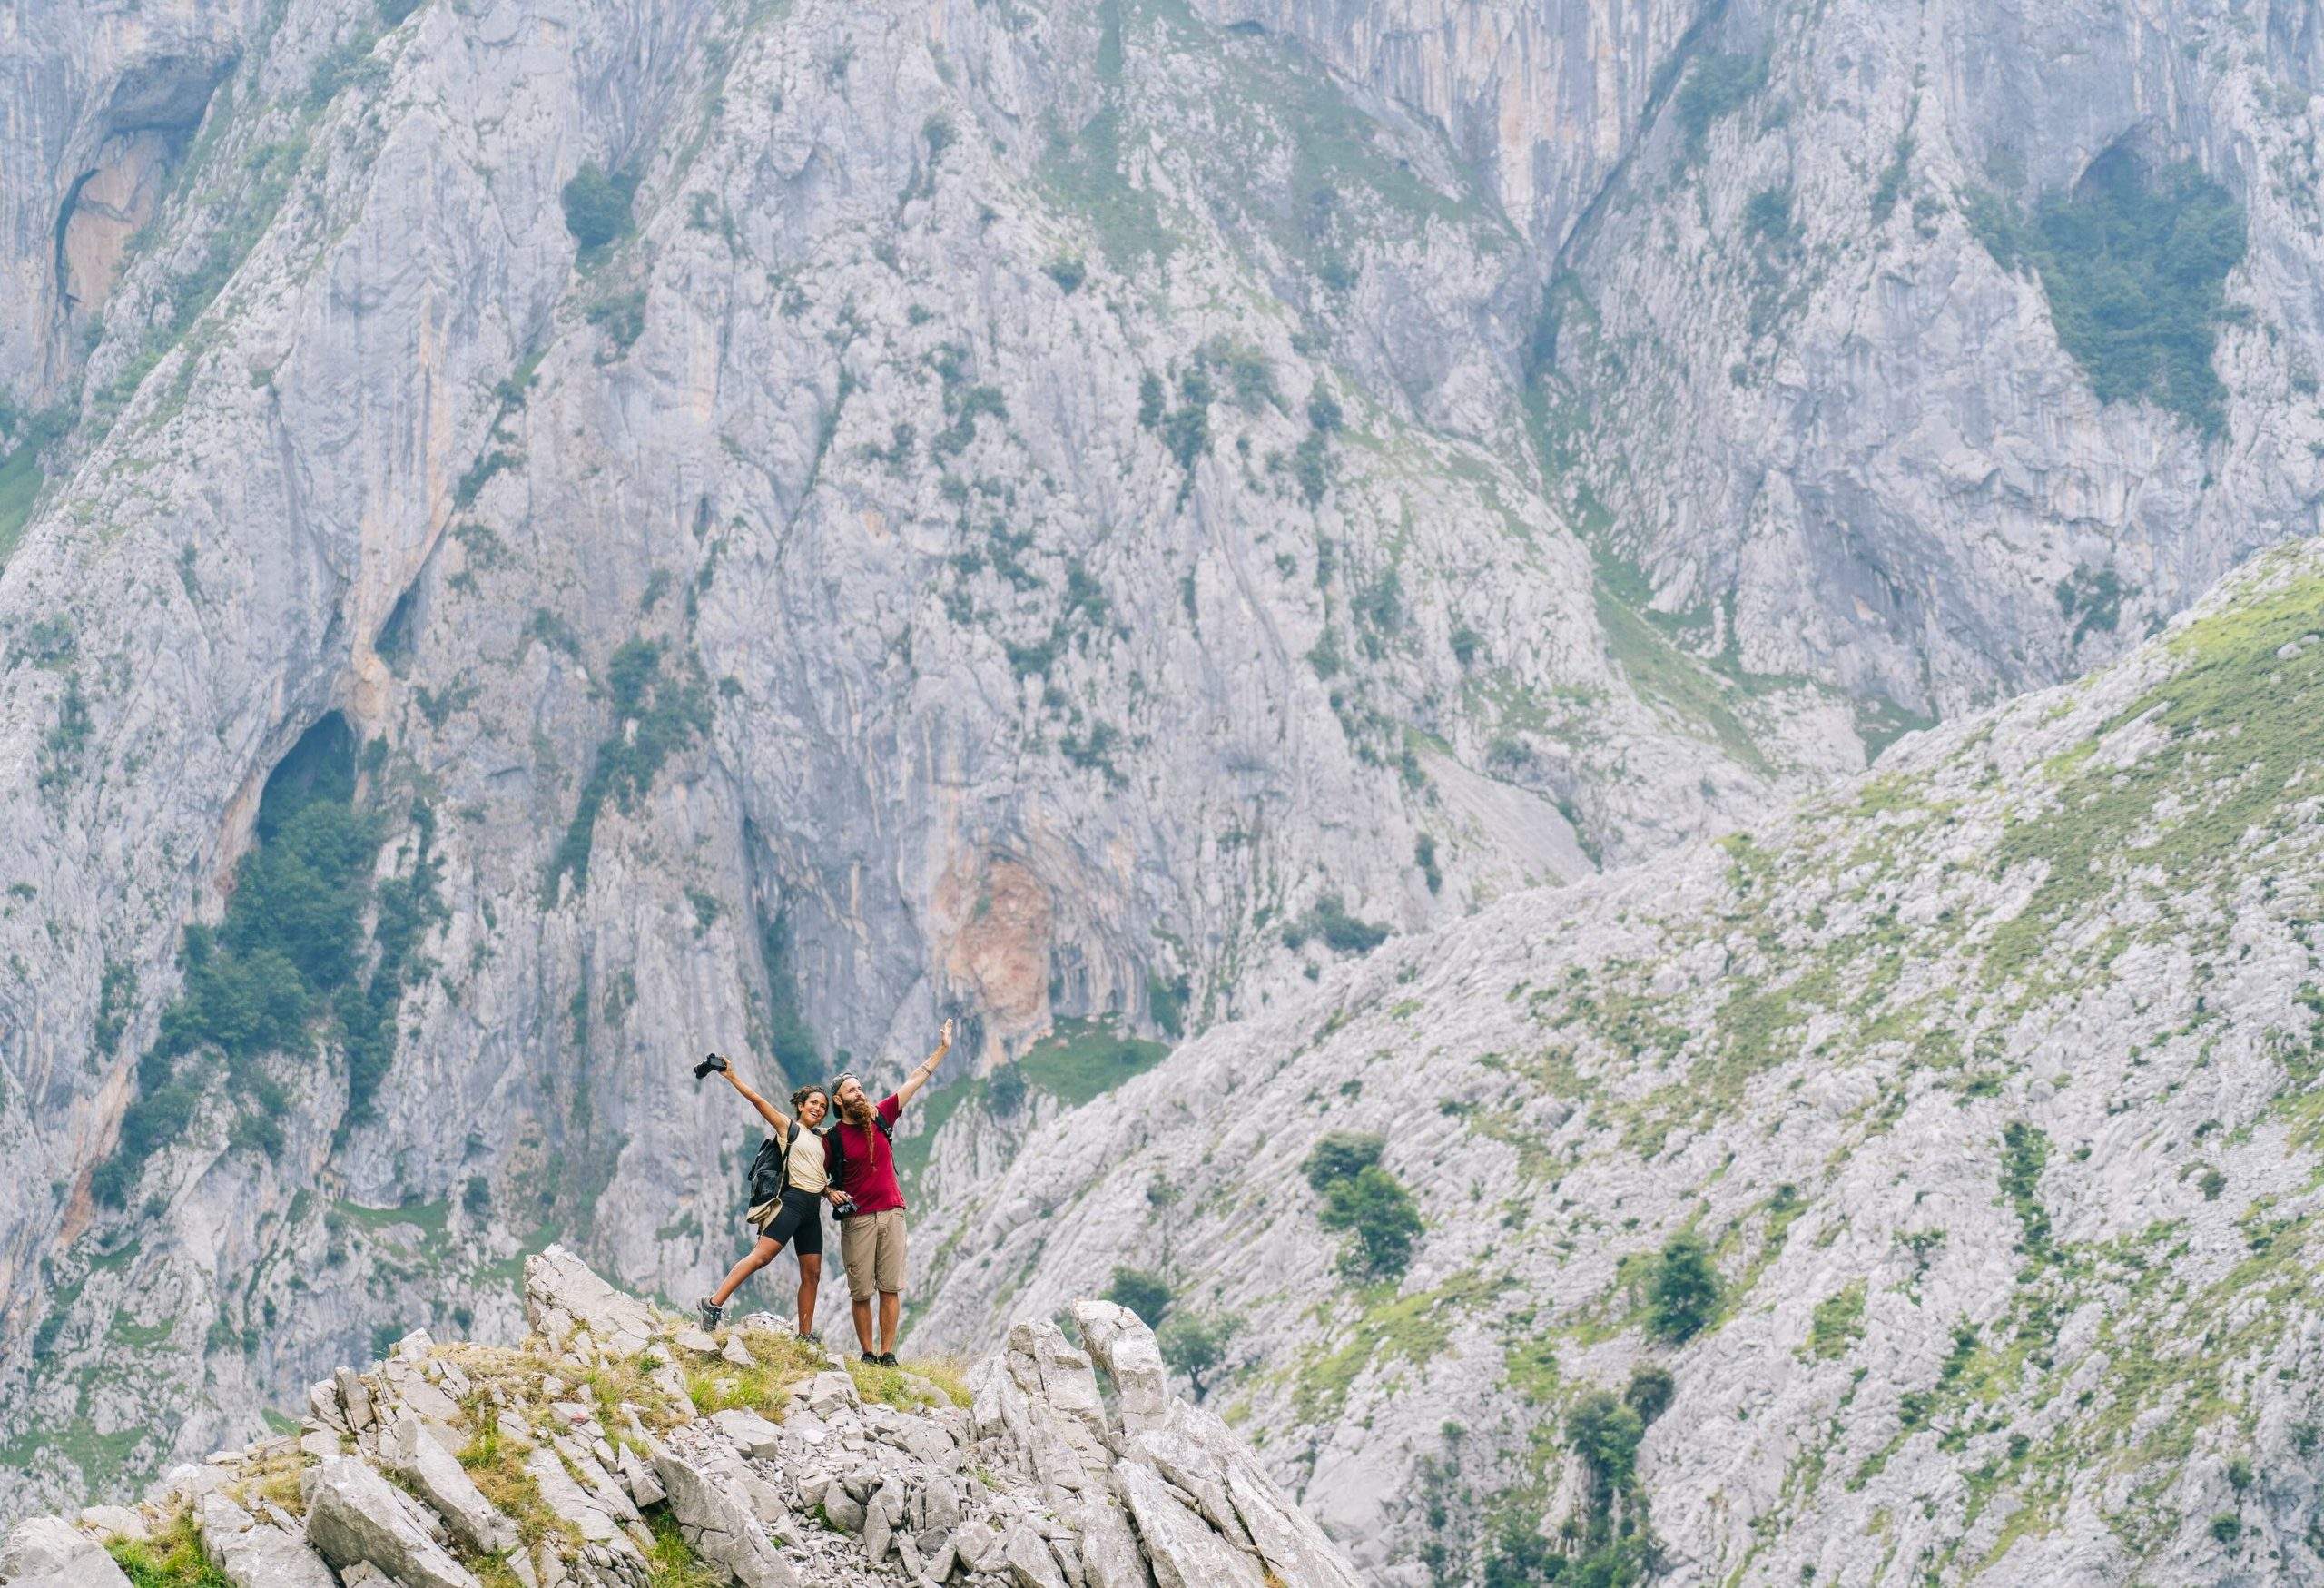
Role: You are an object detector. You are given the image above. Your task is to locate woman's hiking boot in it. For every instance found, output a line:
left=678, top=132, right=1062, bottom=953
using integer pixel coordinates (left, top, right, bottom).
left=697, top=1297, right=724, bottom=1331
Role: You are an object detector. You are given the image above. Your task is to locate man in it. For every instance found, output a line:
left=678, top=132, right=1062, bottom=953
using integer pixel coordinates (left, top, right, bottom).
left=826, top=1017, right=951, bottom=1366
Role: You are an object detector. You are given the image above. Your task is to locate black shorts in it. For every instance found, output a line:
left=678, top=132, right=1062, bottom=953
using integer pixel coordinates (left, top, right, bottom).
left=755, top=1188, right=823, bottom=1258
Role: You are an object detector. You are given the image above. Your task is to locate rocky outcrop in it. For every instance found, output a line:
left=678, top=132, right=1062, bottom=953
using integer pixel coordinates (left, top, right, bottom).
left=914, top=537, right=2324, bottom=1582
left=0, top=1248, right=1363, bottom=1588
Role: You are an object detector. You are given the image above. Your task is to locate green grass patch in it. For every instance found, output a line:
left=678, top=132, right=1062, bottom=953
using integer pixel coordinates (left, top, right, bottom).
left=1806, top=1280, right=1866, bottom=1360
left=108, top=1514, right=229, bottom=1587
left=1016, top=1018, right=1169, bottom=1109
left=0, top=441, right=42, bottom=567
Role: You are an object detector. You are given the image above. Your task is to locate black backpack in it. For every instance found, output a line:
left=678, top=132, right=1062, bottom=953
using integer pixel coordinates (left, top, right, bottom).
left=825, top=1111, right=893, bottom=1192
left=746, top=1122, right=803, bottom=1205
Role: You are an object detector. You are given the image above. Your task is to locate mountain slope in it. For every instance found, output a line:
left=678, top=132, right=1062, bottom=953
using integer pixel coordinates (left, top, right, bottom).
left=912, top=535, right=2324, bottom=1585
left=0, top=0, right=1838, bottom=1520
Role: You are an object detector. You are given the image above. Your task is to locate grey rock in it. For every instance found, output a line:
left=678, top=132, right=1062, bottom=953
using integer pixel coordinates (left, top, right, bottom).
left=709, top=1408, right=784, bottom=1460
left=1, top=1516, right=130, bottom=1586
left=524, top=1248, right=662, bottom=1358
left=650, top=1435, right=800, bottom=1588
left=197, top=1493, right=338, bottom=1588
left=302, top=1458, right=478, bottom=1588
left=379, top=1412, right=519, bottom=1556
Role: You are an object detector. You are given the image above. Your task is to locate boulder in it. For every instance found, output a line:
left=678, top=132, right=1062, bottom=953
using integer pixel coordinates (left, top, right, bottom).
left=1, top=1516, right=131, bottom=1586
left=197, top=1493, right=339, bottom=1588
left=709, top=1408, right=783, bottom=1459
left=379, top=1412, right=519, bottom=1555
left=76, top=1506, right=146, bottom=1544
left=302, top=1457, right=479, bottom=1588
left=1113, top=1463, right=1265, bottom=1588
left=523, top=1247, right=660, bottom=1356
left=651, top=1435, right=800, bottom=1588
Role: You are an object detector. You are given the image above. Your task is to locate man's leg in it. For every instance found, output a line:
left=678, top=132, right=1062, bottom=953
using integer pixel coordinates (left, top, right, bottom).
left=876, top=1210, right=908, bottom=1357
left=840, top=1212, right=878, bottom=1355
left=710, top=1238, right=782, bottom=1308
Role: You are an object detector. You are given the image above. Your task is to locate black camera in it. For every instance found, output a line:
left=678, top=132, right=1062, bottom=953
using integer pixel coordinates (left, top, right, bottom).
left=832, top=1198, right=860, bottom=1220
left=693, top=1052, right=729, bottom=1080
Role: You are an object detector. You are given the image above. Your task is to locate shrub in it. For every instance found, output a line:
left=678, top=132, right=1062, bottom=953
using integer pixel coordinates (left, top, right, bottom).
left=1648, top=1231, right=1720, bottom=1342
left=1044, top=256, right=1087, bottom=293
left=1146, top=971, right=1190, bottom=1040
left=1624, top=1364, right=1675, bottom=1425
left=1302, top=1132, right=1385, bottom=1191
left=561, top=163, right=635, bottom=252
left=463, top=1176, right=490, bottom=1217
left=2211, top=1515, right=2242, bottom=1544
left=2226, top=1457, right=2253, bottom=1492
left=1743, top=185, right=1795, bottom=245
left=985, top=1063, right=1027, bottom=1116
left=1676, top=52, right=1767, bottom=159
left=1104, top=1267, right=1172, bottom=1327
left=1316, top=1166, right=1423, bottom=1280
left=1568, top=1389, right=1646, bottom=1493
left=1449, top=624, right=1482, bottom=667
left=1283, top=894, right=1389, bottom=955
left=1158, top=1312, right=1230, bottom=1399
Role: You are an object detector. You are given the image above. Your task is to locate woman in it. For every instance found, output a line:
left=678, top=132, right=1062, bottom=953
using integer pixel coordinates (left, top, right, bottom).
left=695, top=1057, right=847, bottom=1337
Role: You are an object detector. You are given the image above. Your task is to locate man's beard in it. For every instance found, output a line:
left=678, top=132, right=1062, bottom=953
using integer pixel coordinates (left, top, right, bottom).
left=839, top=1095, right=876, bottom=1126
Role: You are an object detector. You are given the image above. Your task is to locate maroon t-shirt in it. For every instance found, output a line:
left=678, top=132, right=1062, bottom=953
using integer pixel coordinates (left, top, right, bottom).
left=824, top=1094, right=905, bottom=1214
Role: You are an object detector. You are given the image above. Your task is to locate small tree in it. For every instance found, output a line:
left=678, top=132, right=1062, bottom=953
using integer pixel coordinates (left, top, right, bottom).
left=1104, top=1267, right=1172, bottom=1327
left=1302, top=1131, right=1384, bottom=1190
left=1648, top=1232, right=1720, bottom=1343
left=1623, top=1364, right=1675, bottom=1425
left=1318, top=1167, right=1423, bottom=1280
left=1158, top=1313, right=1230, bottom=1400
left=561, top=163, right=635, bottom=252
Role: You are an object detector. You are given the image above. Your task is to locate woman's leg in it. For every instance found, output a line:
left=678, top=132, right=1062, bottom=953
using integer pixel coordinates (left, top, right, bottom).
left=710, top=1237, right=785, bottom=1307
left=796, top=1253, right=822, bottom=1336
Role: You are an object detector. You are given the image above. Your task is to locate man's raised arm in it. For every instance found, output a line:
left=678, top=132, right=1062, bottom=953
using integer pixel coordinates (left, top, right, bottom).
left=894, top=1019, right=954, bottom=1109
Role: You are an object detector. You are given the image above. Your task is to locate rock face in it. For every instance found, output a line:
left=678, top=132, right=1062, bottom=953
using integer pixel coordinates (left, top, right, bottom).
left=0, top=1248, right=1364, bottom=1588
left=913, top=538, right=2324, bottom=1583
left=1, top=0, right=2321, bottom=1553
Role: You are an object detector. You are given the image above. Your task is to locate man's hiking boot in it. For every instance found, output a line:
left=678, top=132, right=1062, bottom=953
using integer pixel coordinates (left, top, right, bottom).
left=696, top=1297, right=724, bottom=1332
left=861, top=1350, right=881, bottom=1366
left=877, top=1352, right=898, bottom=1367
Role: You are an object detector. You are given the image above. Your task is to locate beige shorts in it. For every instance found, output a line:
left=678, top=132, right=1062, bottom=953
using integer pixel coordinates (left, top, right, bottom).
left=840, top=1208, right=907, bottom=1300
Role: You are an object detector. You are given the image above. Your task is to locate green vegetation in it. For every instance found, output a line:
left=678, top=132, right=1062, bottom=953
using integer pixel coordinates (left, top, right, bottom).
left=1281, top=893, right=1389, bottom=954
left=0, top=439, right=44, bottom=567
left=94, top=717, right=438, bottom=1204
left=1982, top=567, right=2324, bottom=986
left=1647, top=1231, right=1719, bottom=1342
left=1807, top=1280, right=1867, bottom=1360
left=1103, top=1266, right=1172, bottom=1326
left=1303, top=1132, right=1423, bottom=1280
left=545, top=640, right=711, bottom=902
left=755, top=911, right=822, bottom=1082
left=1016, top=1017, right=1168, bottom=1108
left=108, top=1514, right=229, bottom=1587
left=562, top=163, right=637, bottom=252
left=643, top=1509, right=724, bottom=1588
left=1674, top=51, right=1766, bottom=162
left=1999, top=1122, right=2053, bottom=1265
left=1043, top=256, right=1087, bottom=293
left=1158, top=1311, right=1231, bottom=1399
left=1966, top=150, right=2245, bottom=434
